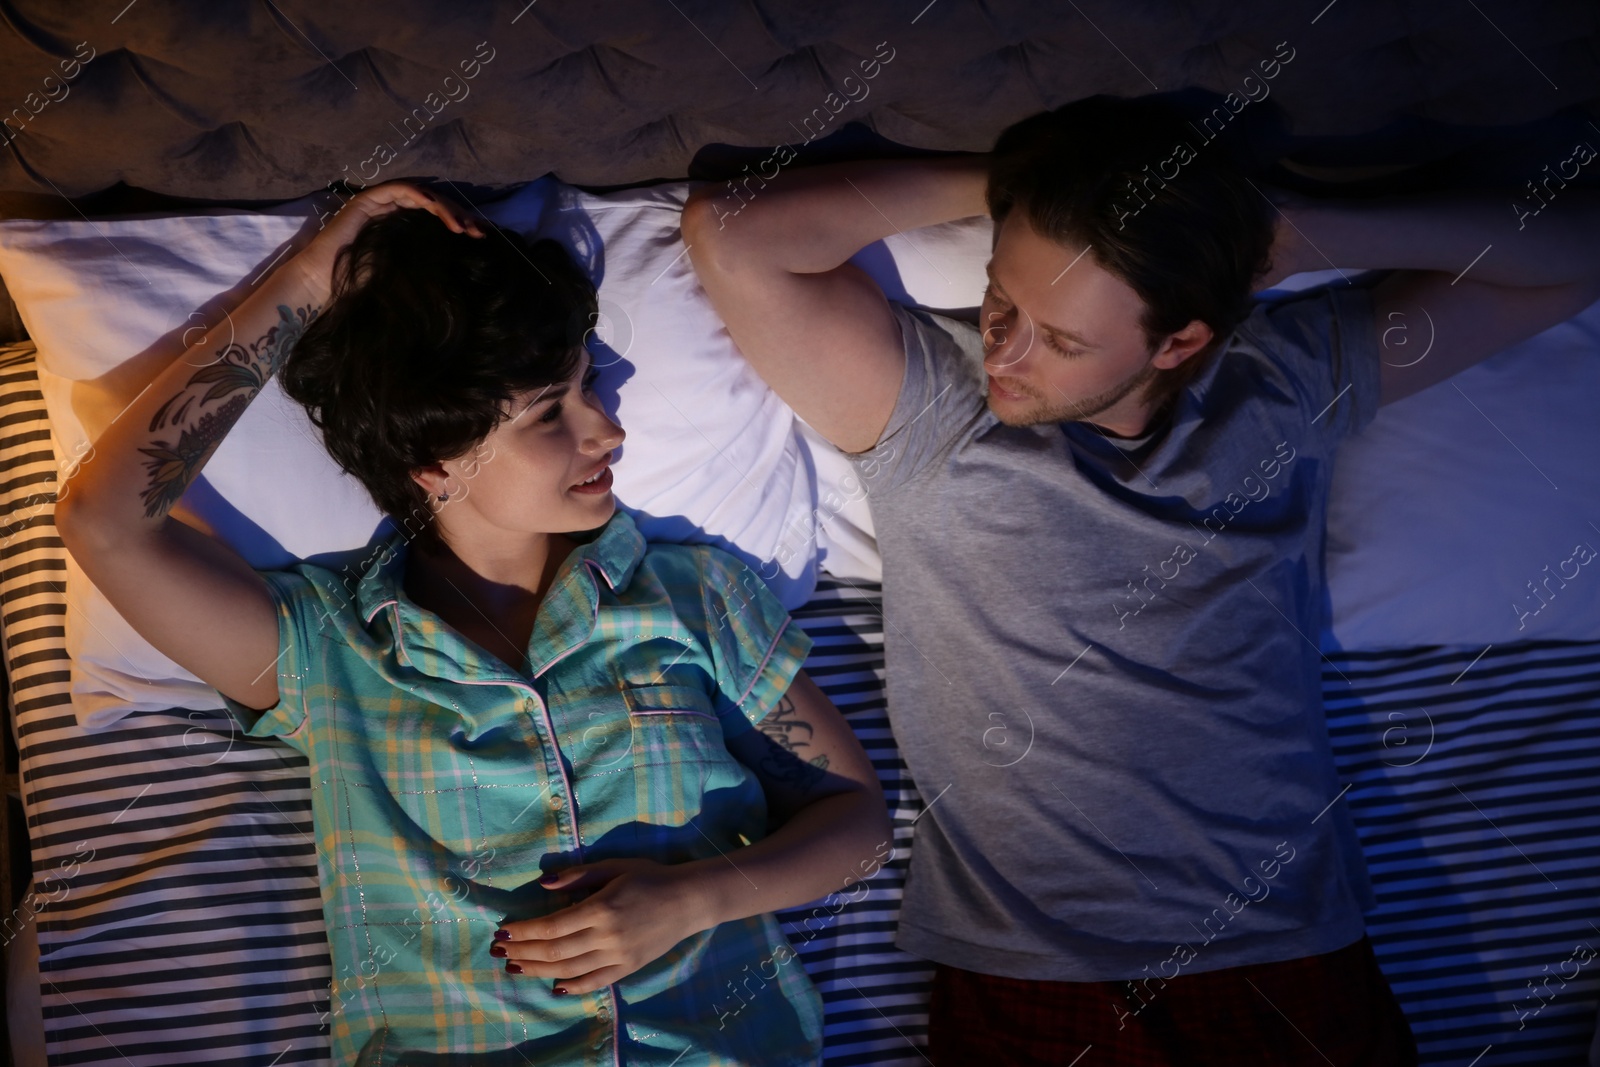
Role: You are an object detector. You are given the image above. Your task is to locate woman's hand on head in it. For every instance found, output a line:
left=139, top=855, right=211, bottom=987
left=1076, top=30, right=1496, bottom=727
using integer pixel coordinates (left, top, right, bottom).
left=293, top=181, right=486, bottom=293
left=493, top=857, right=716, bottom=994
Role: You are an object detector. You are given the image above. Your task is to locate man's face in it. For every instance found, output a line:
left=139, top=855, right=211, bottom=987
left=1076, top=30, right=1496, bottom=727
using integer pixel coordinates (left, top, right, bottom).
left=979, top=212, right=1168, bottom=431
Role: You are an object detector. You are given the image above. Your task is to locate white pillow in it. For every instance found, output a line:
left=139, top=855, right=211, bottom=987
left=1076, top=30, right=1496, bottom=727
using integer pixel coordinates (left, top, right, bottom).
left=0, top=179, right=819, bottom=727
left=1325, top=294, right=1600, bottom=649
left=6, top=205, right=393, bottom=724
left=1261, top=270, right=1600, bottom=647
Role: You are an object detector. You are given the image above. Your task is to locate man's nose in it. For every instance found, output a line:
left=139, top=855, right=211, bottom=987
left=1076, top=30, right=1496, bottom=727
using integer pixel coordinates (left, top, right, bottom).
left=985, top=317, right=1030, bottom=372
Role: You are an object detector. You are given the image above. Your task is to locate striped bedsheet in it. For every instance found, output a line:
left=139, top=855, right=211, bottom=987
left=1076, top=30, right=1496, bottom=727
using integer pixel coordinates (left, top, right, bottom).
left=775, top=584, right=932, bottom=1066
left=4, top=335, right=1599, bottom=1064
left=1325, top=641, right=1600, bottom=1065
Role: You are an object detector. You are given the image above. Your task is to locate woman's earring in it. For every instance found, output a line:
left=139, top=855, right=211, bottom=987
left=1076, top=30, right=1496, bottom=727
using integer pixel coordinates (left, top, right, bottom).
left=437, top=491, right=450, bottom=503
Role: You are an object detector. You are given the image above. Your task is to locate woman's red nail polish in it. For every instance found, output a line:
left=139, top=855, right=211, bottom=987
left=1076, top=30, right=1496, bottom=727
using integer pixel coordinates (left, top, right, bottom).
left=490, top=944, right=507, bottom=958
left=506, top=963, right=523, bottom=975
left=493, top=929, right=511, bottom=941
left=552, top=985, right=569, bottom=996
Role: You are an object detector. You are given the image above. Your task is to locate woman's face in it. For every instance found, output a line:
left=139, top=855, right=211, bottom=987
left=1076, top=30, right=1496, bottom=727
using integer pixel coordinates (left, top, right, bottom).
left=422, top=348, right=626, bottom=543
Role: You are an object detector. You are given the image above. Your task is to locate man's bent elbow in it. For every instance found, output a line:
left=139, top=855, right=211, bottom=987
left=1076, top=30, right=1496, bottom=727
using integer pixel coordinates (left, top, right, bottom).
left=683, top=186, right=783, bottom=267
left=682, top=189, right=735, bottom=245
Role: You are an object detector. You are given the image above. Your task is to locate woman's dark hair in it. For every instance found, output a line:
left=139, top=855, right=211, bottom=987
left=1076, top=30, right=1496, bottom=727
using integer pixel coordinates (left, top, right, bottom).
left=986, top=94, right=1276, bottom=412
left=281, top=207, right=595, bottom=554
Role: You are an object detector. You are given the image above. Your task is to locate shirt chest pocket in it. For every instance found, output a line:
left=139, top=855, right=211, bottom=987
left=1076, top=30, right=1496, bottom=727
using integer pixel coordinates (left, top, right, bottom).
left=620, top=683, right=728, bottom=769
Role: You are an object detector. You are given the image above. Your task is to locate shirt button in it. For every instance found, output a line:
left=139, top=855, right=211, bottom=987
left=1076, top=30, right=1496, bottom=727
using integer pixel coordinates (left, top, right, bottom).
left=549, top=793, right=565, bottom=810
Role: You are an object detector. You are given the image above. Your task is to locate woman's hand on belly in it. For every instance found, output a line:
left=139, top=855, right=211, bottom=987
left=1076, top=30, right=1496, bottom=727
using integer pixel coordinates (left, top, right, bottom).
left=491, top=857, right=713, bottom=995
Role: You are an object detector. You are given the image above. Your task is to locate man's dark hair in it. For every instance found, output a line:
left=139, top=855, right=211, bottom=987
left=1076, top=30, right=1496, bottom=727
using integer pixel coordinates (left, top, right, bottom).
left=986, top=94, right=1276, bottom=415
left=282, top=208, right=595, bottom=554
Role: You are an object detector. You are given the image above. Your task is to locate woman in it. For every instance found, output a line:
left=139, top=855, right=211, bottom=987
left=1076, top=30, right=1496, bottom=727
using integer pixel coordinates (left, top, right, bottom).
left=57, top=182, right=892, bottom=1065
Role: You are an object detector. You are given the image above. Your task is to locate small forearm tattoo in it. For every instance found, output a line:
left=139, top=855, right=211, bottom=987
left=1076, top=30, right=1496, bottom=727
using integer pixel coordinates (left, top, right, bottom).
left=139, top=304, right=316, bottom=518
left=756, top=694, right=829, bottom=796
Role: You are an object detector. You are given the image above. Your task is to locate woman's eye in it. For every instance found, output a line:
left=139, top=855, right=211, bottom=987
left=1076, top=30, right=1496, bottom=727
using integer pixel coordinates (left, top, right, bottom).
left=538, top=402, right=563, bottom=424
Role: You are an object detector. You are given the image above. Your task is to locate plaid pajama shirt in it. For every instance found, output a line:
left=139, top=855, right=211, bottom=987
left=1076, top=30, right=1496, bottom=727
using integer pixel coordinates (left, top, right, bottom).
left=221, top=509, right=824, bottom=1066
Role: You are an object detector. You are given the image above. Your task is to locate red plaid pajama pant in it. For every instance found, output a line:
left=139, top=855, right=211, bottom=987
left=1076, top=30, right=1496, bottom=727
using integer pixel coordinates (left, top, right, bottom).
left=927, top=935, right=1417, bottom=1066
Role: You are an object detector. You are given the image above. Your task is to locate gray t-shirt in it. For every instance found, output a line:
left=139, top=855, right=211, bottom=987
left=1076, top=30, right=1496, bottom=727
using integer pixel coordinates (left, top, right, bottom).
left=850, top=285, right=1383, bottom=982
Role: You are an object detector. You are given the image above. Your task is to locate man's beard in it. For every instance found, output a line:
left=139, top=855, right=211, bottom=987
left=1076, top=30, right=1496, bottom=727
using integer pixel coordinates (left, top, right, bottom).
left=988, top=358, right=1160, bottom=430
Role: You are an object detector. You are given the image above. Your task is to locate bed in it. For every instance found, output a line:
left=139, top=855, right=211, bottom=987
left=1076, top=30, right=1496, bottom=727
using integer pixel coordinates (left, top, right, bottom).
left=2, top=3, right=1600, bottom=1066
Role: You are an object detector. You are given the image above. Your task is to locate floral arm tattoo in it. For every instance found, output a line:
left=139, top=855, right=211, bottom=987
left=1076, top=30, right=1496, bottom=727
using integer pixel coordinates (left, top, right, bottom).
left=137, top=304, right=316, bottom=519
left=755, top=692, right=831, bottom=797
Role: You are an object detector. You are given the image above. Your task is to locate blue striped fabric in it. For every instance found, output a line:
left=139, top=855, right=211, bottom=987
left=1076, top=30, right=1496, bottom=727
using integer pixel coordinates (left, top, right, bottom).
left=775, top=580, right=933, bottom=1066
left=1325, top=640, right=1600, bottom=1065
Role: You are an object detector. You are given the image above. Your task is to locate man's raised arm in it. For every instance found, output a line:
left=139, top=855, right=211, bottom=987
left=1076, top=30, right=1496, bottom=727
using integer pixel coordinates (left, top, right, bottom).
left=1268, top=187, right=1600, bottom=406
left=683, top=155, right=989, bottom=454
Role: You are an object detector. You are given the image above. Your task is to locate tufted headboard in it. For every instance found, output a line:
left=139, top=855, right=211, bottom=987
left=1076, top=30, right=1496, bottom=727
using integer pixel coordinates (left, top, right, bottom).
left=0, top=0, right=1595, bottom=339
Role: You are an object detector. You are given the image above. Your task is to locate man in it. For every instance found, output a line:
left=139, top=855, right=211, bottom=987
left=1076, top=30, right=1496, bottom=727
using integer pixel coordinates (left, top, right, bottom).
left=683, top=94, right=1600, bottom=1062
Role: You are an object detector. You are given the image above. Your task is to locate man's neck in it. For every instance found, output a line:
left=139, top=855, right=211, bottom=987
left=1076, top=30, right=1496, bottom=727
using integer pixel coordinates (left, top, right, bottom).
left=1073, top=387, right=1171, bottom=440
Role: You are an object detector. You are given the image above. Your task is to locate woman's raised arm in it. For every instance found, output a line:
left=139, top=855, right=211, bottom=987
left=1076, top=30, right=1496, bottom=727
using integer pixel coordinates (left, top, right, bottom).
left=55, top=183, right=481, bottom=711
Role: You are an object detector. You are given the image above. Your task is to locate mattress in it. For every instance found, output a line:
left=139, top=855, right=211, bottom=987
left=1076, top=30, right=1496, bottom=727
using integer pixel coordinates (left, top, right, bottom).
left=5, top=336, right=1600, bottom=1064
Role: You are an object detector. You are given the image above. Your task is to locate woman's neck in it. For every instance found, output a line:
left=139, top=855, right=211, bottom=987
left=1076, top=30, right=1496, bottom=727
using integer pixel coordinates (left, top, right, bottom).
left=403, top=529, right=578, bottom=633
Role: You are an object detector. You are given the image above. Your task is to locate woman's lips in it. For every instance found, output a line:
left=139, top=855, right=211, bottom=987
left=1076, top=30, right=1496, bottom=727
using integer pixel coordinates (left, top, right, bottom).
left=570, top=464, right=613, bottom=495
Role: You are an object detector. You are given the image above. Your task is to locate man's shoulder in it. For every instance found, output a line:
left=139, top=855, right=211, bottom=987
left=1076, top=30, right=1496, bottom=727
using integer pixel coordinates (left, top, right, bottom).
left=1230, top=283, right=1378, bottom=355
left=890, top=300, right=984, bottom=356
left=882, top=300, right=991, bottom=416
left=1217, top=284, right=1382, bottom=438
